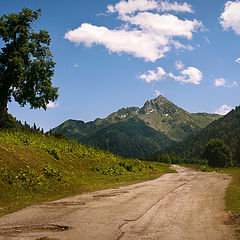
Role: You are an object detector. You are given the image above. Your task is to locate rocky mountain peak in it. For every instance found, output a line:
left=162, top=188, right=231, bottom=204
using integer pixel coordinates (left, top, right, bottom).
left=140, top=95, right=178, bottom=116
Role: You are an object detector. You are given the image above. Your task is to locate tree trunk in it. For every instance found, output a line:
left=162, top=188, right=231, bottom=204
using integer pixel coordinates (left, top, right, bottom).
left=0, top=97, right=8, bottom=128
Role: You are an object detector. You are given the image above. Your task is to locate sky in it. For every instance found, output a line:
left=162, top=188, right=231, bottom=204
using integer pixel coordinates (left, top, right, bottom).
left=1, top=0, right=240, bottom=131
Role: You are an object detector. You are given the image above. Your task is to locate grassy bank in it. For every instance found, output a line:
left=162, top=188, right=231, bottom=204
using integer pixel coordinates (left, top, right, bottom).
left=0, top=129, right=175, bottom=216
left=225, top=168, right=240, bottom=215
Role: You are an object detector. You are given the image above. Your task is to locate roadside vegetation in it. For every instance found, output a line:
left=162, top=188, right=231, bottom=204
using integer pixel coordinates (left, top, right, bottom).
left=0, top=121, right=175, bottom=216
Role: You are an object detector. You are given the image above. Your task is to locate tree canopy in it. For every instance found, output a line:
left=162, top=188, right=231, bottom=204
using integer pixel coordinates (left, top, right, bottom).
left=0, top=8, right=58, bottom=127
left=203, top=139, right=233, bottom=168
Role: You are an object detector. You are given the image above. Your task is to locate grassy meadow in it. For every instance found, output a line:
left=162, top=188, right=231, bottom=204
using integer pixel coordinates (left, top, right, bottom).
left=0, top=128, right=175, bottom=216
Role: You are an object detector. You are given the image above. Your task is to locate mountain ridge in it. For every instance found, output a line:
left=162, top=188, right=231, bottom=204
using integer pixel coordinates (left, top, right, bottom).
left=52, top=95, right=221, bottom=158
left=163, top=105, right=240, bottom=165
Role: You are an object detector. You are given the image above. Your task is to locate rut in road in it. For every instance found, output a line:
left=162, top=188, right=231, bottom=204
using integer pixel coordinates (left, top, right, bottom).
left=0, top=165, right=236, bottom=240
left=117, top=177, right=194, bottom=240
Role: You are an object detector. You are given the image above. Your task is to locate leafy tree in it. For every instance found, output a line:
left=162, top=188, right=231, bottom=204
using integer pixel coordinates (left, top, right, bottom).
left=160, top=154, right=171, bottom=164
left=203, top=139, right=233, bottom=168
left=0, top=8, right=58, bottom=127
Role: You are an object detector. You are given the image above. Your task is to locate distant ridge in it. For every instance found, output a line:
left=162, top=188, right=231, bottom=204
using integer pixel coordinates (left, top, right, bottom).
left=164, top=105, right=240, bottom=165
left=52, top=95, right=221, bottom=158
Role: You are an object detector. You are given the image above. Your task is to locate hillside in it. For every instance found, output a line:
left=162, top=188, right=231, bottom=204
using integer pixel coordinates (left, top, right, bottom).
left=83, top=118, right=175, bottom=158
left=0, top=126, right=174, bottom=216
left=164, top=105, right=240, bottom=165
left=52, top=96, right=220, bottom=158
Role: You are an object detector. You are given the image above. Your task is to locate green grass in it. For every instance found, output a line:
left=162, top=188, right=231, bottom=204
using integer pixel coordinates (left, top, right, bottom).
left=224, top=168, right=240, bottom=239
left=0, top=129, right=175, bottom=216
left=224, top=168, right=240, bottom=215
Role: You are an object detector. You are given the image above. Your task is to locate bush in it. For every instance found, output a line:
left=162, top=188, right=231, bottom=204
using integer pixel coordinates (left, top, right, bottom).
left=203, top=139, right=233, bottom=168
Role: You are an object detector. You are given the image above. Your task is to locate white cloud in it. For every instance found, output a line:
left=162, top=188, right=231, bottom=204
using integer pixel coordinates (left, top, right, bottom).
left=220, top=0, right=240, bottom=35
left=107, top=0, right=158, bottom=16
left=171, top=40, right=194, bottom=51
left=107, top=0, right=193, bottom=16
left=74, top=64, right=79, bottom=68
left=154, top=89, right=162, bottom=97
left=138, top=66, right=166, bottom=83
left=235, top=57, right=240, bottom=63
left=47, top=101, right=60, bottom=109
left=65, top=1, right=202, bottom=62
left=122, top=12, right=201, bottom=39
left=232, top=81, right=239, bottom=87
left=158, top=1, right=193, bottom=13
left=175, top=60, right=184, bottom=70
left=215, top=105, right=233, bottom=115
left=214, top=78, right=226, bottom=87
left=65, top=23, right=169, bottom=62
left=169, top=67, right=202, bottom=85
left=214, top=77, right=238, bottom=87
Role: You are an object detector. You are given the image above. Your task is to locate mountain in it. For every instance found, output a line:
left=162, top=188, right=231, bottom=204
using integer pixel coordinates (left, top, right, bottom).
left=51, top=95, right=221, bottom=158
left=52, top=117, right=175, bottom=159
left=81, top=118, right=175, bottom=158
left=163, top=105, right=240, bottom=165
left=138, top=96, right=220, bottom=142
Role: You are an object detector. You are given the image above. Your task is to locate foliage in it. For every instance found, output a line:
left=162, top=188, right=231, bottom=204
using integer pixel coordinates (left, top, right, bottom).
left=143, top=154, right=206, bottom=165
left=203, top=139, right=233, bottom=168
left=45, top=147, right=60, bottom=160
left=92, top=159, right=174, bottom=176
left=1, top=165, right=46, bottom=188
left=0, top=8, right=58, bottom=127
left=43, top=164, right=62, bottom=181
left=164, top=105, right=240, bottom=166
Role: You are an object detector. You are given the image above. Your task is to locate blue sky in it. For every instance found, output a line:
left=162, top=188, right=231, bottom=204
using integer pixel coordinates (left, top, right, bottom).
left=1, top=0, right=240, bottom=131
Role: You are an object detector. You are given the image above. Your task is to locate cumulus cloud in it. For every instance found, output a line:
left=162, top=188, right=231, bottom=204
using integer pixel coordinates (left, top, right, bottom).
left=138, top=66, right=166, bottom=83
left=158, top=1, right=193, bottom=13
left=220, top=0, right=240, bottom=35
left=215, top=105, right=233, bottom=115
left=65, top=23, right=169, bottom=62
left=235, top=57, right=240, bottom=63
left=65, top=0, right=202, bottom=62
left=171, top=40, right=194, bottom=51
left=214, top=78, right=226, bottom=87
left=107, top=0, right=193, bottom=16
left=214, top=78, right=238, bottom=87
left=47, top=101, right=60, bottom=109
left=107, top=0, right=158, bottom=15
left=121, top=12, right=201, bottom=39
left=232, top=81, right=238, bottom=87
left=169, top=67, right=202, bottom=85
left=175, top=60, right=185, bottom=70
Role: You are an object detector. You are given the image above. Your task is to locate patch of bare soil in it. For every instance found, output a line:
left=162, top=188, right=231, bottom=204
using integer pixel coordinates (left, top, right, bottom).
left=225, top=212, right=240, bottom=239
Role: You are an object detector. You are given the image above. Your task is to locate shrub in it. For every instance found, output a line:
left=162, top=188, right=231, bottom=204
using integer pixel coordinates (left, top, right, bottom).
left=203, top=139, right=233, bottom=168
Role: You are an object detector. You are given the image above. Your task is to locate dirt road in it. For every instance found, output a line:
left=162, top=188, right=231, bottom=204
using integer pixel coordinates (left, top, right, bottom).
left=0, top=166, right=236, bottom=240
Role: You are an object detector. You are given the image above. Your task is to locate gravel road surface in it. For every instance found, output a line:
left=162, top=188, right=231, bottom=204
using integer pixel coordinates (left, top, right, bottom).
left=0, top=165, right=235, bottom=240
